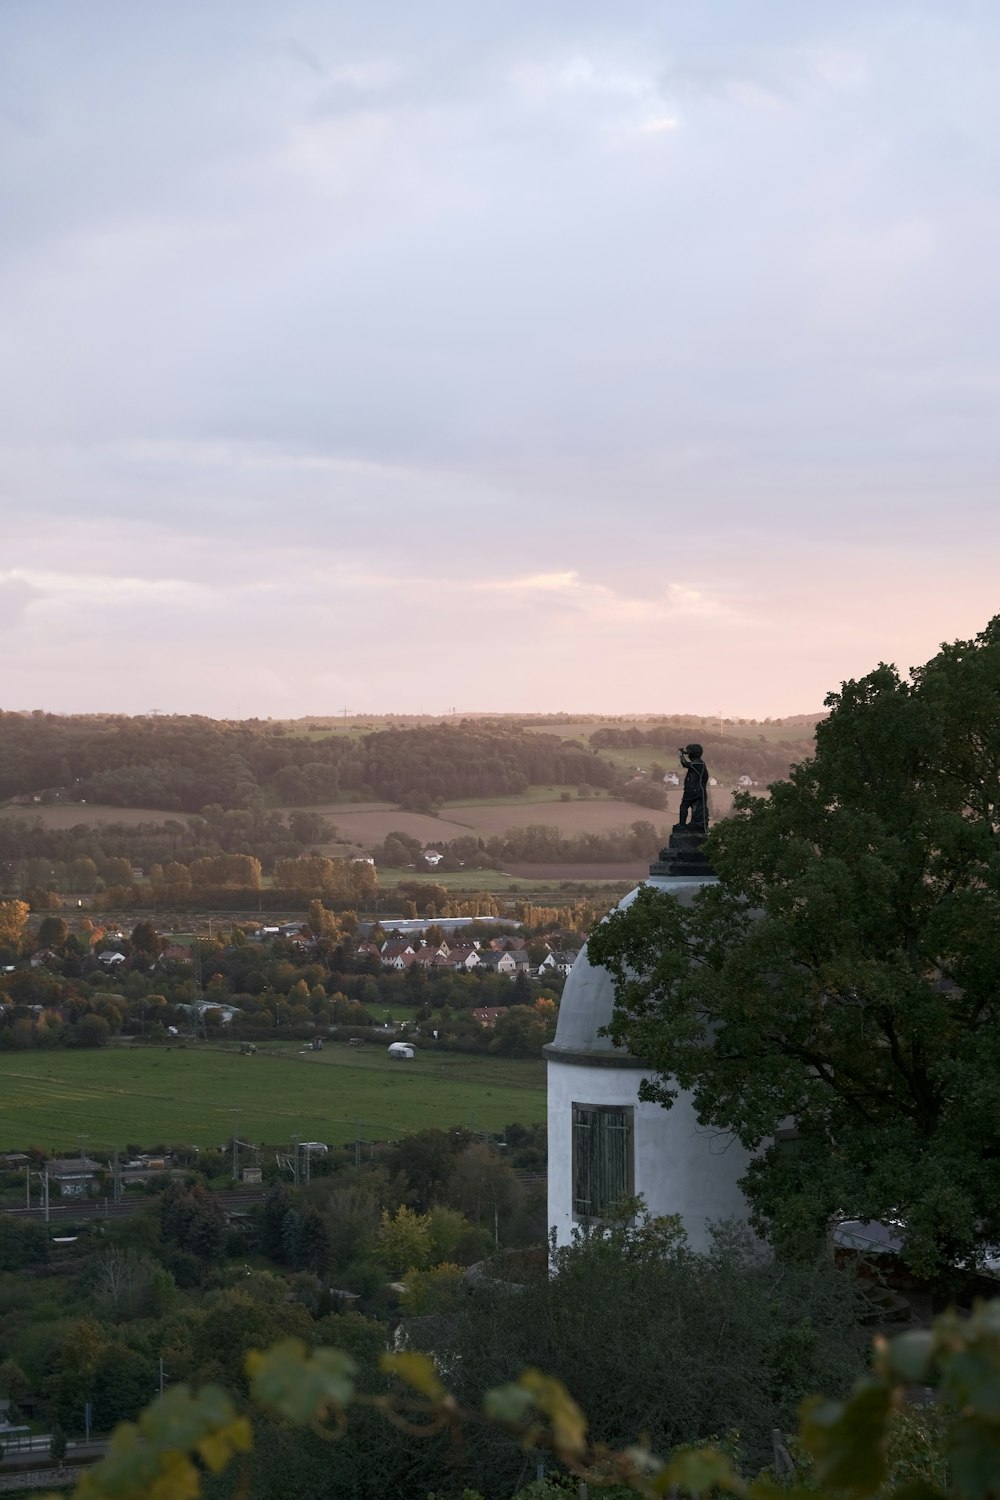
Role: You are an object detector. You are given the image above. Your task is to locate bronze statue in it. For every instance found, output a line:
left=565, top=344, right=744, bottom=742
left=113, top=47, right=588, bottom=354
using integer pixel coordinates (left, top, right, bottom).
left=677, top=743, right=709, bottom=834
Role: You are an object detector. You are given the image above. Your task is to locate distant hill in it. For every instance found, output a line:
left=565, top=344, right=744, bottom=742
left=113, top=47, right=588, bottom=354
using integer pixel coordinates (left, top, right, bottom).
left=0, top=710, right=820, bottom=814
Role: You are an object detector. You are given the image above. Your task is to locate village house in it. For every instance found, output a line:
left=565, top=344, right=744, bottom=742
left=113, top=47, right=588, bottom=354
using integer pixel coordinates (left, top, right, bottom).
left=539, top=951, right=576, bottom=977
left=472, top=1006, right=508, bottom=1028
left=381, top=941, right=415, bottom=968
left=446, top=945, right=480, bottom=971
left=477, top=950, right=518, bottom=976
left=30, top=948, right=61, bottom=969
left=158, top=944, right=192, bottom=965
left=409, top=947, right=440, bottom=968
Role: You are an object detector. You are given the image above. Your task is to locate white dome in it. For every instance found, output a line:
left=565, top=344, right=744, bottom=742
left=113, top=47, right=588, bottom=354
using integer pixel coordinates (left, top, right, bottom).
left=548, top=874, right=712, bottom=1062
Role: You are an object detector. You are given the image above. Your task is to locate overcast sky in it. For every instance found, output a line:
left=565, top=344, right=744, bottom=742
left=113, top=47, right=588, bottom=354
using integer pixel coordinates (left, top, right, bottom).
left=1, top=1, right=998, bottom=718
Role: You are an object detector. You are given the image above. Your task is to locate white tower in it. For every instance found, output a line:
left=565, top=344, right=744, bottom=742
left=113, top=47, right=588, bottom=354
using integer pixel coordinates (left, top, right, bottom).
left=546, top=833, right=753, bottom=1251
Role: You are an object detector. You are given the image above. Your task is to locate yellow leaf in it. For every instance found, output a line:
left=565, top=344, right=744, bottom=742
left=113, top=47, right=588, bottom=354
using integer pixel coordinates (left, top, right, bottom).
left=380, top=1351, right=447, bottom=1402
left=518, top=1370, right=587, bottom=1458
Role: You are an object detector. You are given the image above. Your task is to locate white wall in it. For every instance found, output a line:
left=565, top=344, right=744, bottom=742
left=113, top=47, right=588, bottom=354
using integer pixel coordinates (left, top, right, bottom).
left=547, top=1057, right=753, bottom=1252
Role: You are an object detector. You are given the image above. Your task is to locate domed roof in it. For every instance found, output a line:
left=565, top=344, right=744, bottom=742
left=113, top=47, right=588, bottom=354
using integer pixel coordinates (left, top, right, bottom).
left=547, top=873, right=715, bottom=1064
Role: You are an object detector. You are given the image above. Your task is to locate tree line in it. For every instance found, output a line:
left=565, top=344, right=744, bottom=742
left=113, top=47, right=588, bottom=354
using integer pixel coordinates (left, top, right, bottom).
left=0, top=715, right=620, bottom=811
left=0, top=807, right=337, bottom=883
left=589, top=722, right=816, bottom=784
left=373, top=820, right=669, bottom=870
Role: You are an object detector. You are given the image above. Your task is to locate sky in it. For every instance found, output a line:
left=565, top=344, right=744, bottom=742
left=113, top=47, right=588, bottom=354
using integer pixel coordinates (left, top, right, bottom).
left=1, top=1, right=998, bottom=719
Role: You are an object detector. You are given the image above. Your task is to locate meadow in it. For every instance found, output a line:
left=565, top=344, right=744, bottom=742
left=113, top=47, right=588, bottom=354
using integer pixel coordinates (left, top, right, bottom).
left=374, top=865, right=637, bottom=891
left=322, top=793, right=681, bottom=846
left=0, top=1043, right=546, bottom=1153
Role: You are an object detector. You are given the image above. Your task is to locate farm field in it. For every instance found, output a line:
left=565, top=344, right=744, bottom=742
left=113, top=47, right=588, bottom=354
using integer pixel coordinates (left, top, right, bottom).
left=0, top=1044, right=546, bottom=1152
left=314, top=807, right=477, bottom=845
left=446, top=795, right=678, bottom=837
left=324, top=795, right=679, bottom=846
left=377, top=866, right=594, bottom=891
left=503, top=862, right=647, bottom=882
left=377, top=864, right=638, bottom=891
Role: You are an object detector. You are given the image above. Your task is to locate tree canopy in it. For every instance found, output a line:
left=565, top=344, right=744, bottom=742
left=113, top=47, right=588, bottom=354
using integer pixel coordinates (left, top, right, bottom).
left=589, top=617, right=1000, bottom=1278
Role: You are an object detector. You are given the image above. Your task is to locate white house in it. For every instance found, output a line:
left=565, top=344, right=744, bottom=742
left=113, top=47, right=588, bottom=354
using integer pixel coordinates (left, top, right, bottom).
left=387, top=1042, right=416, bottom=1059
left=540, top=951, right=576, bottom=977
left=478, top=951, right=518, bottom=976
left=546, top=865, right=754, bottom=1252
left=447, top=946, right=480, bottom=972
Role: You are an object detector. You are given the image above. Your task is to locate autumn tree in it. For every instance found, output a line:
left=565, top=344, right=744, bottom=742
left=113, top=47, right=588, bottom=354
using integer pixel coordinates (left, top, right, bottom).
left=0, top=899, right=30, bottom=952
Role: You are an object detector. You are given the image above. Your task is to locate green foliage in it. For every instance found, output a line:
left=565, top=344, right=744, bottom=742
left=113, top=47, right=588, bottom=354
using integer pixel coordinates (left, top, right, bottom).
left=0, top=1215, right=49, bottom=1271
left=414, top=1214, right=868, bottom=1483
left=590, top=617, right=1000, bottom=1277
left=399, top=1262, right=466, bottom=1316
left=45, top=1297, right=1000, bottom=1500
left=374, top=1205, right=432, bottom=1275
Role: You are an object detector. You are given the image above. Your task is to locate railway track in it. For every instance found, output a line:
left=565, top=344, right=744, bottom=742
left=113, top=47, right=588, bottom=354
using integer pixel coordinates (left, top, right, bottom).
left=1, top=1188, right=267, bottom=1222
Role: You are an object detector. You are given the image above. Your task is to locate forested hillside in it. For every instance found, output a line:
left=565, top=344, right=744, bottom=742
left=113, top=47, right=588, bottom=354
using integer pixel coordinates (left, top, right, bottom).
left=0, top=716, right=617, bottom=811
left=0, top=712, right=816, bottom=822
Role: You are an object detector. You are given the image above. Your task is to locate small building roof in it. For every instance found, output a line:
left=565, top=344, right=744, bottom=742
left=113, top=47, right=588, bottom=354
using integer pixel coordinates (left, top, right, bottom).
left=46, top=1156, right=101, bottom=1177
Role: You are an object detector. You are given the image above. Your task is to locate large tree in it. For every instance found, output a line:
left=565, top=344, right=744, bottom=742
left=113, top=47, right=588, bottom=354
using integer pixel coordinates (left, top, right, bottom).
left=589, top=618, right=1000, bottom=1278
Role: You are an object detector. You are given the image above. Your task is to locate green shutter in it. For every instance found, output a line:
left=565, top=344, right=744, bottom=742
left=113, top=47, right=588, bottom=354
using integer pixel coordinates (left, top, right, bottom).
left=573, top=1104, right=633, bottom=1218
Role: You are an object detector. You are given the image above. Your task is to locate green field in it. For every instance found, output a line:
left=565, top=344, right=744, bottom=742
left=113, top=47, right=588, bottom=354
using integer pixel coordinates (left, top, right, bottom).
left=0, top=1045, right=546, bottom=1153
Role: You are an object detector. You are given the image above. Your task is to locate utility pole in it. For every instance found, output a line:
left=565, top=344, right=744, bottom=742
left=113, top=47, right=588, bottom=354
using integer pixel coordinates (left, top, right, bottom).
left=353, top=1118, right=362, bottom=1172
left=112, top=1148, right=122, bottom=1206
left=231, top=1111, right=240, bottom=1183
left=25, top=1167, right=30, bottom=1211
left=191, top=939, right=205, bottom=1039
left=78, top=1133, right=89, bottom=1165
left=303, top=1142, right=311, bottom=1185
left=291, top=1134, right=300, bottom=1185
left=43, top=1168, right=50, bottom=1223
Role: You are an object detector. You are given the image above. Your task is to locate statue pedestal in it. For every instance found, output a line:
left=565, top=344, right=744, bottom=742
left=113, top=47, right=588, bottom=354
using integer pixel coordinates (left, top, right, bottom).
left=649, top=824, right=715, bottom=879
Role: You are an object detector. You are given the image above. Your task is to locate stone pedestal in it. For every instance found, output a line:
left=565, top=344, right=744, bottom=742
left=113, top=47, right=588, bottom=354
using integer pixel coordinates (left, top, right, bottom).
left=648, top=824, right=715, bottom=878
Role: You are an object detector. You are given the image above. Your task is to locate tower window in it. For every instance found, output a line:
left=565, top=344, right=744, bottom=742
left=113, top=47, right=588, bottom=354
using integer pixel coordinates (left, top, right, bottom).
left=572, top=1103, right=634, bottom=1219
